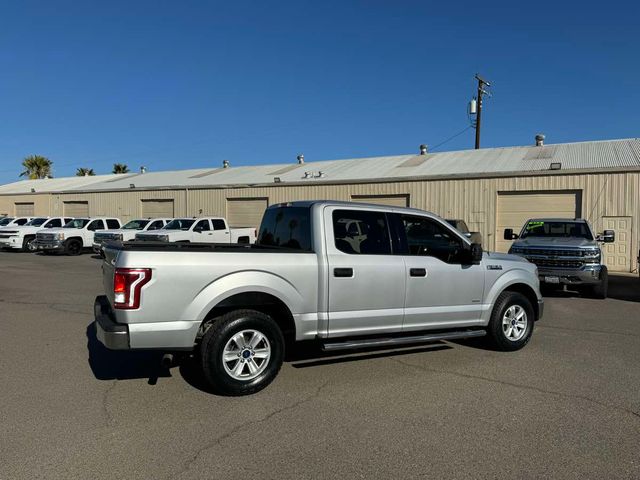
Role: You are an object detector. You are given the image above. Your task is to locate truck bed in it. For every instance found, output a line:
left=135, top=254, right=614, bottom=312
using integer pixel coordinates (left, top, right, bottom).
left=108, top=241, right=309, bottom=253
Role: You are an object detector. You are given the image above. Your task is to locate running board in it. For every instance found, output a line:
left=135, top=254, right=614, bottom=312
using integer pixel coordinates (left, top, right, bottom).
left=321, top=329, right=486, bottom=352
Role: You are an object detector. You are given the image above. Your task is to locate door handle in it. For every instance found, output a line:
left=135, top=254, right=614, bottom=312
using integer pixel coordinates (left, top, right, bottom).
left=409, top=268, right=427, bottom=277
left=334, top=268, right=353, bottom=278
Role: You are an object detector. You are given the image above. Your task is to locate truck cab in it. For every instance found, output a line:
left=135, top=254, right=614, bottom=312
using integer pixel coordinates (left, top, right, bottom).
left=36, top=217, right=122, bottom=255
left=0, top=217, right=72, bottom=251
left=93, top=218, right=172, bottom=254
left=134, top=217, right=256, bottom=244
left=505, top=218, right=614, bottom=298
left=0, top=217, right=33, bottom=229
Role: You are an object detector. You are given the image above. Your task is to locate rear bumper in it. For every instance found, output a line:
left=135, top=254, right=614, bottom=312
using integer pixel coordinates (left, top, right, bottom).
left=94, top=295, right=129, bottom=350
left=538, top=264, right=604, bottom=285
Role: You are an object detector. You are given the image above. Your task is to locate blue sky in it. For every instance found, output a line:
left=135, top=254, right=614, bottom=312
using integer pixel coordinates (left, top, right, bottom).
left=0, top=0, right=638, bottom=183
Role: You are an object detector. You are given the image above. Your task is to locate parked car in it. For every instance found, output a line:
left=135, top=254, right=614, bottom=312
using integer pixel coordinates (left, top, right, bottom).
left=0, top=217, right=33, bottom=229
left=134, top=217, right=256, bottom=244
left=93, top=218, right=172, bottom=255
left=505, top=218, right=614, bottom=298
left=0, top=217, right=73, bottom=251
left=95, top=201, right=543, bottom=396
left=35, top=217, right=122, bottom=255
left=445, top=218, right=483, bottom=245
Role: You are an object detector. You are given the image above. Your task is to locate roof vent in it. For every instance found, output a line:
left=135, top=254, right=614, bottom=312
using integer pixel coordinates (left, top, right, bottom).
left=297, top=154, right=304, bottom=164
left=222, top=160, right=230, bottom=169
left=535, top=134, right=545, bottom=147
left=303, top=171, right=313, bottom=179
left=315, top=171, right=325, bottom=178
left=419, top=144, right=428, bottom=155
left=140, top=166, right=147, bottom=174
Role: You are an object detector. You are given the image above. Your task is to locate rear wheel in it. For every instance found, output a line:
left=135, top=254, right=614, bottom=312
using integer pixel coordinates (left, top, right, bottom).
left=64, top=239, right=83, bottom=256
left=200, top=309, right=284, bottom=396
left=486, top=291, right=534, bottom=351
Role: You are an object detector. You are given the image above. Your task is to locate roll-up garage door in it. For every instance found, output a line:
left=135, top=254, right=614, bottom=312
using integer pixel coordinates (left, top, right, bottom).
left=63, top=201, right=90, bottom=217
left=15, top=202, right=35, bottom=216
left=496, top=191, right=580, bottom=252
left=141, top=199, right=174, bottom=218
left=226, top=198, right=268, bottom=228
left=351, top=195, right=409, bottom=208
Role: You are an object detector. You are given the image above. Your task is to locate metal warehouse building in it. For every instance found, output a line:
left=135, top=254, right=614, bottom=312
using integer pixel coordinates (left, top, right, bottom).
left=1, top=137, right=639, bottom=272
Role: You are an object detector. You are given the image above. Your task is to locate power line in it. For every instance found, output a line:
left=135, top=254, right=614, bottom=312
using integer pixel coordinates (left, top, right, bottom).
left=429, top=125, right=473, bottom=152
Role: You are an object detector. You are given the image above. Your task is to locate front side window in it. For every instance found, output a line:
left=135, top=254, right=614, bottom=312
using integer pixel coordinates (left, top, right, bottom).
left=258, top=206, right=312, bottom=251
left=64, top=219, right=90, bottom=229
left=45, top=219, right=62, bottom=228
left=401, top=215, right=463, bottom=263
left=123, top=220, right=149, bottom=230
left=15, top=218, right=29, bottom=225
left=333, top=210, right=391, bottom=255
left=87, top=220, right=105, bottom=231
left=164, top=219, right=194, bottom=230
left=194, top=220, right=211, bottom=232
left=26, top=218, right=48, bottom=227
left=147, top=220, right=164, bottom=230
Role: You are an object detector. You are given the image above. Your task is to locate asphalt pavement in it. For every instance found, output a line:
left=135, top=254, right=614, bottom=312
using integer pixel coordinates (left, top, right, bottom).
left=1, top=251, right=638, bottom=479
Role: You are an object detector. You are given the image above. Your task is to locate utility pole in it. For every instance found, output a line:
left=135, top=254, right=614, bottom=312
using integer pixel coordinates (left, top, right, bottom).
left=472, top=74, right=491, bottom=149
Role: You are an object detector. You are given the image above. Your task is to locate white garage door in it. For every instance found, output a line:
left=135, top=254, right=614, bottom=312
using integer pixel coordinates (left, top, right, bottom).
left=141, top=199, right=174, bottom=218
left=351, top=195, right=409, bottom=208
left=602, top=216, right=632, bottom=272
left=496, top=192, right=579, bottom=252
left=15, top=202, right=35, bottom=216
left=63, top=201, right=89, bottom=217
left=226, top=198, right=268, bottom=228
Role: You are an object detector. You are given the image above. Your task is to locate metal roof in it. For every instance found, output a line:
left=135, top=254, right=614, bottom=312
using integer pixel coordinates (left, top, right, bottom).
left=1, top=138, right=639, bottom=195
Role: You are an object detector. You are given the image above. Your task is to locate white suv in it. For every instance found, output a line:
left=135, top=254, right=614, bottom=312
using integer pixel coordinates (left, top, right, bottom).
left=0, top=217, right=73, bottom=251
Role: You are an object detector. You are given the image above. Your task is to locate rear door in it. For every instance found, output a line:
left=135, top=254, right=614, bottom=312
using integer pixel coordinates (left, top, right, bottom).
left=394, top=213, right=485, bottom=330
left=325, top=207, right=406, bottom=337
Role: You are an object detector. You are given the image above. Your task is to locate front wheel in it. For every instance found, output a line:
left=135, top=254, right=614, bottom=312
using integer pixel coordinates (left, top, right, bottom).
left=587, top=267, right=608, bottom=299
left=486, top=291, right=534, bottom=351
left=200, top=309, right=284, bottom=396
left=64, top=239, right=83, bottom=256
left=22, top=236, right=37, bottom=252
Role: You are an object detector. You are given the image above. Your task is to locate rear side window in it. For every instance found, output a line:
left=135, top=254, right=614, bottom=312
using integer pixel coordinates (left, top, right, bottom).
left=106, top=219, right=120, bottom=229
left=258, top=207, right=312, bottom=251
left=333, top=210, right=391, bottom=255
left=87, top=220, right=105, bottom=231
left=212, top=219, right=226, bottom=230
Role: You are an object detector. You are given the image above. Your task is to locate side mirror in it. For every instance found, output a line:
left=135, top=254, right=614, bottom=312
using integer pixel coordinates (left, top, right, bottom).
left=503, top=228, right=518, bottom=240
left=598, top=229, right=615, bottom=243
left=470, top=243, right=483, bottom=264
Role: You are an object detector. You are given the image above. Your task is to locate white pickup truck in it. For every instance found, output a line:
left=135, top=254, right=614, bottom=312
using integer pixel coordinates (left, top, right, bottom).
left=0, top=217, right=72, bottom=251
left=134, top=217, right=256, bottom=244
left=96, top=201, right=543, bottom=396
left=35, top=217, right=122, bottom=255
left=0, top=216, right=33, bottom=228
left=92, top=218, right=172, bottom=255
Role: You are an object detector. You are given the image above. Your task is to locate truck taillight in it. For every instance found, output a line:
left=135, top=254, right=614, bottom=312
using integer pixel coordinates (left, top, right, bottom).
left=113, top=268, right=152, bottom=309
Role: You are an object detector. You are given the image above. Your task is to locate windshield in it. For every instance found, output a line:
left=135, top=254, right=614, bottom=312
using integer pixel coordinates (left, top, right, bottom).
left=0, top=217, right=14, bottom=226
left=122, top=220, right=149, bottom=230
left=164, top=219, right=194, bottom=230
left=26, top=217, right=48, bottom=227
left=521, top=221, right=593, bottom=240
left=63, top=219, right=90, bottom=229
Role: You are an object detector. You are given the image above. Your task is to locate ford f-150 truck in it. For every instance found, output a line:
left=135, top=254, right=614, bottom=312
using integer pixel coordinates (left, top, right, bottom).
left=93, top=218, right=172, bottom=255
left=504, top=218, right=614, bottom=298
left=134, top=217, right=256, bottom=244
left=0, top=217, right=72, bottom=251
left=35, top=217, right=122, bottom=255
left=95, top=201, right=543, bottom=396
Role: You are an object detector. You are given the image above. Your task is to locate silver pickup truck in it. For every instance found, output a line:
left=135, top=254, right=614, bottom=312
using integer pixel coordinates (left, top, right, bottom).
left=95, top=201, right=543, bottom=395
left=504, top=218, right=614, bottom=298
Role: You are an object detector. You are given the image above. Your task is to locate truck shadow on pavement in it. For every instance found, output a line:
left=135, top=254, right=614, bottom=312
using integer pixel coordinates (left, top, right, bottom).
left=542, top=274, right=640, bottom=303
left=86, top=323, right=171, bottom=385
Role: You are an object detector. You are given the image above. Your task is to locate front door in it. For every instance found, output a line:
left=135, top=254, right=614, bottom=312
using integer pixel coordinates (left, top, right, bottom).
left=326, top=207, right=406, bottom=337
left=394, top=214, right=485, bottom=330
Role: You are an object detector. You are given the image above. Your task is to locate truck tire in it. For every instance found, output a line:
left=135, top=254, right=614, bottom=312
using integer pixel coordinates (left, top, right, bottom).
left=486, top=291, right=534, bottom=351
left=588, top=266, right=608, bottom=299
left=22, top=236, right=37, bottom=252
left=200, top=309, right=285, bottom=396
left=64, top=239, right=83, bottom=256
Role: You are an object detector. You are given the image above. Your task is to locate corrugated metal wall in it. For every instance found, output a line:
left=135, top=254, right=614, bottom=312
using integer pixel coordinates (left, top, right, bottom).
left=1, top=171, right=638, bottom=271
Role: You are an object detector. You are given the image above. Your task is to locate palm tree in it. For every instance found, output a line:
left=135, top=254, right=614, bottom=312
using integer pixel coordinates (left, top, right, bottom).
left=112, top=163, right=130, bottom=174
left=76, top=167, right=95, bottom=176
left=20, top=155, right=53, bottom=179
